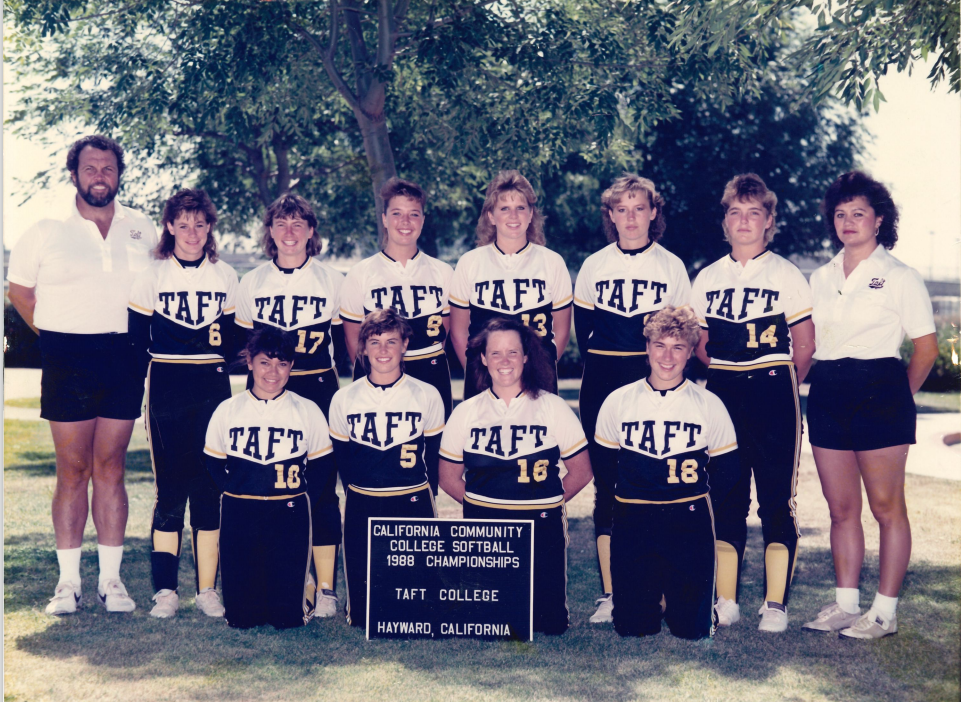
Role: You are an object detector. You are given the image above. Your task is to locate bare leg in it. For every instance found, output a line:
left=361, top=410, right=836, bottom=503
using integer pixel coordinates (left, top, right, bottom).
left=49, top=419, right=97, bottom=549
left=812, top=446, right=864, bottom=589
left=90, top=418, right=135, bottom=546
left=856, top=445, right=911, bottom=597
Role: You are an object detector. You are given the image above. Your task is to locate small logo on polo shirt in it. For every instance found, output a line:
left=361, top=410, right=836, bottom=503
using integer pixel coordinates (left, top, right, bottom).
left=690, top=505, right=696, bottom=511
left=431, top=359, right=438, bottom=365
left=287, top=501, right=294, bottom=507
left=869, top=278, right=885, bottom=289
left=769, top=369, right=777, bottom=376
left=540, top=512, right=548, bottom=518
left=129, top=229, right=142, bottom=240
left=411, top=496, right=419, bottom=502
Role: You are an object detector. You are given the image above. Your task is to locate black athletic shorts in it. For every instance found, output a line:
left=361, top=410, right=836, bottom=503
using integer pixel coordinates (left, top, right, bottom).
left=39, top=330, right=143, bottom=422
left=807, top=357, right=916, bottom=451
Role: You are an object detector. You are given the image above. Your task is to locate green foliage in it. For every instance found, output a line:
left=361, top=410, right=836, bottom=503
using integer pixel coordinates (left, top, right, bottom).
left=900, top=323, right=961, bottom=392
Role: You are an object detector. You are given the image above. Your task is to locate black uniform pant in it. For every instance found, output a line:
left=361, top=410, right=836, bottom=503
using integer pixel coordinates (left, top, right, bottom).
left=220, top=493, right=314, bottom=629
left=285, top=369, right=342, bottom=548
left=147, top=361, right=230, bottom=592
left=611, top=497, right=716, bottom=640
left=353, top=351, right=453, bottom=420
left=343, top=485, right=436, bottom=628
left=463, top=500, right=569, bottom=635
left=580, top=353, right=649, bottom=541
left=707, top=363, right=801, bottom=604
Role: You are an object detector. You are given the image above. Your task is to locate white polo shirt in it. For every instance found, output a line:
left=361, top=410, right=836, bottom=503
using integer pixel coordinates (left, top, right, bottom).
left=7, top=200, right=158, bottom=334
left=811, top=245, right=936, bottom=361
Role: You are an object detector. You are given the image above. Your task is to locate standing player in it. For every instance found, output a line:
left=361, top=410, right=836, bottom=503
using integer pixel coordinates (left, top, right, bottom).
left=803, top=172, right=937, bottom=639
left=235, top=194, right=344, bottom=617
left=340, top=177, right=455, bottom=417
left=449, top=170, right=573, bottom=399
left=690, top=174, right=815, bottom=633
left=204, top=328, right=335, bottom=629
left=439, top=318, right=593, bottom=635
left=574, top=173, right=692, bottom=623
left=7, top=135, right=157, bottom=615
left=328, top=309, right=446, bottom=628
left=594, top=306, right=739, bottom=639
left=128, top=188, right=237, bottom=618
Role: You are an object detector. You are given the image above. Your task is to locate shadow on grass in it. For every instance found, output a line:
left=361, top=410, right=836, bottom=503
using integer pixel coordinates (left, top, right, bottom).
left=6, top=517, right=959, bottom=701
left=4, top=448, right=154, bottom=479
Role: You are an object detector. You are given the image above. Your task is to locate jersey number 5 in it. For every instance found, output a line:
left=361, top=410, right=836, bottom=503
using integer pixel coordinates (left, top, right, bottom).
left=517, top=458, right=548, bottom=483
left=521, top=313, right=548, bottom=337
left=295, top=330, right=325, bottom=354
left=667, top=458, right=698, bottom=484
left=273, top=464, right=302, bottom=489
left=399, top=444, right=418, bottom=468
left=746, top=323, right=777, bottom=349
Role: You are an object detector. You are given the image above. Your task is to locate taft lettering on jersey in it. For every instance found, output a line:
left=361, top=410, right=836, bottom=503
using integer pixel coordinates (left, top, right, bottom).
left=219, top=415, right=312, bottom=498
left=620, top=419, right=703, bottom=456
left=593, top=278, right=669, bottom=312
left=157, top=290, right=228, bottom=325
left=703, top=287, right=780, bottom=321
left=468, top=424, right=549, bottom=457
left=370, top=285, right=444, bottom=317
left=473, top=278, right=548, bottom=311
left=345, top=411, right=424, bottom=448
left=252, top=294, right=328, bottom=329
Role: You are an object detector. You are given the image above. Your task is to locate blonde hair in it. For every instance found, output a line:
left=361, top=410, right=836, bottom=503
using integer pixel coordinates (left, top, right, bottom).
left=600, top=173, right=666, bottom=243
left=475, top=170, right=545, bottom=247
left=720, top=173, right=778, bottom=244
left=643, top=305, right=701, bottom=348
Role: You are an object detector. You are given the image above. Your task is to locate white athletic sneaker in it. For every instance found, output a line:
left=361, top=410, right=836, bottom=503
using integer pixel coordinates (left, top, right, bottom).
left=838, top=609, right=898, bottom=640
left=314, top=589, right=339, bottom=618
left=150, top=589, right=180, bottom=618
left=45, top=581, right=82, bottom=615
left=714, top=596, right=740, bottom=627
left=802, top=602, right=861, bottom=632
left=590, top=593, right=614, bottom=623
left=758, top=601, right=789, bottom=633
left=195, top=588, right=225, bottom=617
left=98, top=579, right=136, bottom=613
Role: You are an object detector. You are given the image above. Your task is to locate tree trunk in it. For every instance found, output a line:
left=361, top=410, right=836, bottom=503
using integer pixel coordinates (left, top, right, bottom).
left=353, top=107, right=396, bottom=249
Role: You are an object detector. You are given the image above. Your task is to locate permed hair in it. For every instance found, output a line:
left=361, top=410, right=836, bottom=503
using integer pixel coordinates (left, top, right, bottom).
left=643, top=305, right=702, bottom=348
left=243, top=327, right=296, bottom=364
left=821, top=171, right=900, bottom=250
left=260, top=193, right=322, bottom=259
left=356, top=308, right=414, bottom=374
left=720, top=173, right=778, bottom=243
left=467, top=318, right=554, bottom=400
left=600, top=173, right=666, bottom=243
left=475, top=170, right=546, bottom=247
left=154, top=188, right=220, bottom=262
left=66, top=135, right=126, bottom=177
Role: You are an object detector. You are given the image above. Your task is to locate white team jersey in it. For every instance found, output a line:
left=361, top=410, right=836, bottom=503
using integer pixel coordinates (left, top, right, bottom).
left=440, top=389, right=587, bottom=507
left=328, top=374, right=445, bottom=491
left=128, top=255, right=238, bottom=361
left=449, top=242, right=573, bottom=355
left=7, top=200, right=158, bottom=334
left=595, top=379, right=737, bottom=503
left=204, top=389, right=333, bottom=498
left=690, top=251, right=812, bottom=369
left=574, top=241, right=691, bottom=355
left=236, top=258, right=344, bottom=373
left=340, top=250, right=453, bottom=358
left=811, top=245, right=936, bottom=361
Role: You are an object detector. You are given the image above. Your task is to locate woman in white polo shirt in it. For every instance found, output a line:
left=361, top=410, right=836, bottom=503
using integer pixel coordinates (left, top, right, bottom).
left=803, top=171, right=938, bottom=640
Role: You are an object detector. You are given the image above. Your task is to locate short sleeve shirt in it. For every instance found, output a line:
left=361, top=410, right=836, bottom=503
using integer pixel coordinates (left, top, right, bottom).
left=574, top=241, right=691, bottom=354
left=440, top=390, right=587, bottom=507
left=595, top=379, right=737, bottom=502
left=7, top=200, right=158, bottom=333
left=811, top=245, right=936, bottom=360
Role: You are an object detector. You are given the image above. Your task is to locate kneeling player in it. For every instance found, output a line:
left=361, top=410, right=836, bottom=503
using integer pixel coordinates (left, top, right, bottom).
left=594, top=306, right=738, bottom=639
left=204, top=329, right=335, bottom=629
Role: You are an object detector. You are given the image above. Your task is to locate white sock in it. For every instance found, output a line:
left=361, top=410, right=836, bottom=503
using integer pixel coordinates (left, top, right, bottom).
left=835, top=587, right=860, bottom=615
left=56, top=548, right=82, bottom=587
left=871, top=592, right=898, bottom=620
left=97, top=544, right=124, bottom=586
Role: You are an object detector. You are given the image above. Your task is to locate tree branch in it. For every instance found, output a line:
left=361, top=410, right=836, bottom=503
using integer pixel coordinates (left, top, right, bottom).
left=291, top=5, right=363, bottom=114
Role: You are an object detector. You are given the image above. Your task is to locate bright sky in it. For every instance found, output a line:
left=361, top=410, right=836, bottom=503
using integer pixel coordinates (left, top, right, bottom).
left=3, top=59, right=960, bottom=280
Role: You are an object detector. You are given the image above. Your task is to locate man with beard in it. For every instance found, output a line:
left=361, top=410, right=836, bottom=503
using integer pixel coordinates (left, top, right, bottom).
left=7, top=135, right=158, bottom=615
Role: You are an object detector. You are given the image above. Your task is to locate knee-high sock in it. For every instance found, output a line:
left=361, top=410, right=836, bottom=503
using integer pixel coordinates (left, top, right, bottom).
left=313, top=545, right=337, bottom=591
left=763, top=542, right=797, bottom=606
left=192, top=529, right=220, bottom=591
left=716, top=540, right=743, bottom=602
left=152, top=530, right=182, bottom=592
left=597, top=536, right=612, bottom=594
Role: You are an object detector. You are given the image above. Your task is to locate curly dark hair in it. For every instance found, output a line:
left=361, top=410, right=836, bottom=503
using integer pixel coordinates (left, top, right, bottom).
left=261, top=193, right=323, bottom=259
left=467, top=318, right=554, bottom=400
left=66, top=135, right=126, bottom=177
left=154, top=188, right=220, bottom=262
left=356, top=308, right=414, bottom=375
left=821, top=171, right=900, bottom=250
left=243, top=327, right=296, bottom=364
left=600, top=173, right=667, bottom=243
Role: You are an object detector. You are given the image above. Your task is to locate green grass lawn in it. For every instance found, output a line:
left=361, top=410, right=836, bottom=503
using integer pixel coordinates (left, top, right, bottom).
left=4, top=415, right=960, bottom=702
